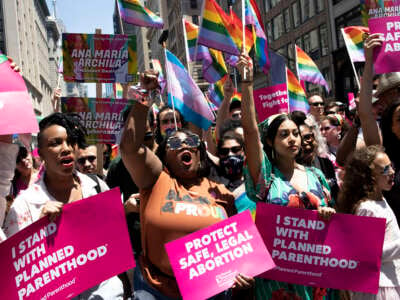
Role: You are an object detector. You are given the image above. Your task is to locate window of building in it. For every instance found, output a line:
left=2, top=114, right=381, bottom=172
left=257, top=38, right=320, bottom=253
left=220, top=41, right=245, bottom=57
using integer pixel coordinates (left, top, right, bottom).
left=292, top=1, right=301, bottom=28
left=309, top=29, right=320, bottom=59
left=300, top=0, right=315, bottom=22
left=273, top=14, right=284, bottom=40
left=316, top=0, right=324, bottom=12
left=335, top=6, right=362, bottom=49
left=284, top=8, right=291, bottom=33
left=295, top=37, right=303, bottom=49
left=303, top=32, right=311, bottom=53
left=271, top=0, right=280, bottom=8
left=288, top=43, right=296, bottom=71
left=265, top=0, right=270, bottom=12
left=192, top=15, right=199, bottom=25
left=190, top=0, right=197, bottom=9
left=266, top=22, right=273, bottom=42
left=319, top=24, right=329, bottom=56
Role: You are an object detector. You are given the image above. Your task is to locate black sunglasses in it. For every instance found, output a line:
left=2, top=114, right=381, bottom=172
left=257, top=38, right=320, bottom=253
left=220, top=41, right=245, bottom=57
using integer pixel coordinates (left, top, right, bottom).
left=219, top=146, right=243, bottom=156
left=310, top=102, right=324, bottom=107
left=166, top=134, right=200, bottom=150
left=77, top=155, right=96, bottom=165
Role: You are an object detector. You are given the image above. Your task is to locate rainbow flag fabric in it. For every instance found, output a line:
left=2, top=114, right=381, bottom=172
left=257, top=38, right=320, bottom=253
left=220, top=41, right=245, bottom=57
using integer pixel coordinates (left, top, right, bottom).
left=228, top=8, right=254, bottom=54
left=207, top=76, right=227, bottom=107
left=198, top=0, right=241, bottom=55
left=165, top=50, right=214, bottom=130
left=341, top=26, right=369, bottom=63
left=245, top=0, right=270, bottom=74
left=184, top=19, right=227, bottom=83
left=151, top=58, right=166, bottom=92
left=287, top=67, right=309, bottom=114
left=231, top=91, right=241, bottom=102
left=118, top=0, right=163, bottom=29
left=296, top=45, right=329, bottom=93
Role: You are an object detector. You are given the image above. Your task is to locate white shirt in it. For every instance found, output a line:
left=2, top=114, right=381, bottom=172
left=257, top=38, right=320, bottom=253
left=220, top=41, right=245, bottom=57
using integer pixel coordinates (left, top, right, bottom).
left=357, top=199, right=400, bottom=287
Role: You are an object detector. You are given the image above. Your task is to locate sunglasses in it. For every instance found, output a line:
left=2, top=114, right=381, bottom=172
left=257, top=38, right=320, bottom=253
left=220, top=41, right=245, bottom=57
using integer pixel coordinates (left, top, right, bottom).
left=166, top=134, right=200, bottom=151
left=310, top=102, right=324, bottom=107
left=77, top=155, right=96, bottom=165
left=302, top=133, right=315, bottom=142
left=219, top=146, right=243, bottom=156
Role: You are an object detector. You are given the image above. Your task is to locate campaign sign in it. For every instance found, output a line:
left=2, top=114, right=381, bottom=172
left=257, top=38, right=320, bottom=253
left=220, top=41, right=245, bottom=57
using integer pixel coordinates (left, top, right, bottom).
left=256, top=203, right=385, bottom=294
left=361, top=0, right=400, bottom=25
left=165, top=211, right=275, bottom=300
left=0, top=54, right=39, bottom=135
left=253, top=83, right=289, bottom=123
left=0, top=188, right=135, bottom=300
left=62, top=97, right=132, bottom=144
left=62, top=33, right=137, bottom=83
left=369, top=16, right=400, bottom=74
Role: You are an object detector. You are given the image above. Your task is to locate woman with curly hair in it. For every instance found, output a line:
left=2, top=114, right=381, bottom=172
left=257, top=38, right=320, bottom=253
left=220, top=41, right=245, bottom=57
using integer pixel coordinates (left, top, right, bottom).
left=338, top=145, right=400, bottom=299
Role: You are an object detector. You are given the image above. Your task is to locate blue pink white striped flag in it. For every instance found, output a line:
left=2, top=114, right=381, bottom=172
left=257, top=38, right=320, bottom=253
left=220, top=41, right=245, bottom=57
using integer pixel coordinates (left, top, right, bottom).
left=165, top=50, right=214, bottom=130
left=118, top=0, right=163, bottom=29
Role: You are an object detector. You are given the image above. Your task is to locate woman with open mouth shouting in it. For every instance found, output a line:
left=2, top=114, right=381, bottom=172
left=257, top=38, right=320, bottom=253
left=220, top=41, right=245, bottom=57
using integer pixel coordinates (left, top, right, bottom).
left=120, top=71, right=254, bottom=300
left=4, top=113, right=123, bottom=298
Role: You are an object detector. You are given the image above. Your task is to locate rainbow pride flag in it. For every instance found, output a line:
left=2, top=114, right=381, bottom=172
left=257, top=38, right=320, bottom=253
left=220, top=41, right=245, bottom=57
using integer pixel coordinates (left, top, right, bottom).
left=184, top=19, right=227, bottom=83
left=198, top=0, right=241, bottom=55
left=296, top=45, right=329, bottom=92
left=228, top=8, right=254, bottom=54
left=341, top=26, right=369, bottom=63
left=207, top=76, right=227, bottom=107
left=151, top=58, right=166, bottom=92
left=165, top=50, right=214, bottom=130
left=114, top=83, right=123, bottom=98
left=287, top=67, right=309, bottom=114
left=118, top=0, right=163, bottom=29
left=231, top=91, right=241, bottom=102
left=245, top=0, right=269, bottom=74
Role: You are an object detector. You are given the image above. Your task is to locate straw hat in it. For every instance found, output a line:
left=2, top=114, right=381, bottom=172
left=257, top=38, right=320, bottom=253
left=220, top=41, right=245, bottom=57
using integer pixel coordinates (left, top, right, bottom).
left=375, top=72, right=400, bottom=98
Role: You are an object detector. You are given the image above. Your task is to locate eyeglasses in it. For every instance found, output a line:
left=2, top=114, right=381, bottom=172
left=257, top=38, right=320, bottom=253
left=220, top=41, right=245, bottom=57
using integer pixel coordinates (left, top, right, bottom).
left=77, top=155, right=96, bottom=165
left=302, top=133, right=315, bottom=142
left=325, top=111, right=336, bottom=115
left=166, top=134, right=200, bottom=151
left=381, top=164, right=395, bottom=176
left=143, top=132, right=153, bottom=141
left=219, top=146, right=243, bottom=156
left=310, top=102, right=324, bottom=107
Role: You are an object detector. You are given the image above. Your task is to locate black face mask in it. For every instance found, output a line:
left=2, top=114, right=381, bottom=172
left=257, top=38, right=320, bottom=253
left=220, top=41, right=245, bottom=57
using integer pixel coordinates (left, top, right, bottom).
left=220, top=155, right=244, bottom=178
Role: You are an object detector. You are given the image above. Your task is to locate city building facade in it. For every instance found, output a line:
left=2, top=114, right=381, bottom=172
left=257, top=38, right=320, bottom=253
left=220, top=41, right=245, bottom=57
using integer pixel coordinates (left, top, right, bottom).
left=0, top=0, right=61, bottom=117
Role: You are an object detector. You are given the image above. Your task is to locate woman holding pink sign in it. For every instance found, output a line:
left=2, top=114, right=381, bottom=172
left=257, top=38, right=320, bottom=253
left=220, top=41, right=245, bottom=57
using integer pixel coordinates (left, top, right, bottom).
left=237, top=53, right=338, bottom=300
left=120, top=71, right=254, bottom=300
left=338, top=145, right=400, bottom=300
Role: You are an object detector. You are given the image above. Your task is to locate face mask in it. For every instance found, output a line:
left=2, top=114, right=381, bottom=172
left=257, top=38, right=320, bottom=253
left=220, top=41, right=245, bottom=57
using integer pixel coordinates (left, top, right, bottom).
left=220, top=155, right=244, bottom=178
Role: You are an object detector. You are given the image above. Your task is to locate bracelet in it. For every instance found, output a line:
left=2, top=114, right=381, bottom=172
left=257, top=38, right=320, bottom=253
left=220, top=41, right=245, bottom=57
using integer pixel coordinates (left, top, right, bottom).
left=241, top=80, right=253, bottom=84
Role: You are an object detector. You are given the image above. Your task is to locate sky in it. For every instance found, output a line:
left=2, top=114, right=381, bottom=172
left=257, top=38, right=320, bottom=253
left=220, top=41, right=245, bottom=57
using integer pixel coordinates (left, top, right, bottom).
left=47, top=0, right=116, bottom=96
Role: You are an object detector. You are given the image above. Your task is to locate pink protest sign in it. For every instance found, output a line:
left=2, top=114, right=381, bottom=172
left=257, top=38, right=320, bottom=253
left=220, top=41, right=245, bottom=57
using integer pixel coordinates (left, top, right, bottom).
left=253, top=83, right=289, bottom=123
left=348, top=92, right=356, bottom=110
left=62, top=97, right=131, bottom=144
left=369, top=16, right=400, bottom=74
left=0, top=188, right=135, bottom=300
left=256, top=203, right=385, bottom=294
left=165, top=211, right=275, bottom=300
left=0, top=54, right=39, bottom=135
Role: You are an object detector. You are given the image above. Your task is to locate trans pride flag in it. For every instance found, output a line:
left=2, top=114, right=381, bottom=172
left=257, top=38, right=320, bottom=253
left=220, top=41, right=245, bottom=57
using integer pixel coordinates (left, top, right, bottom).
left=341, top=26, right=369, bottom=63
left=151, top=58, right=166, bottom=93
left=296, top=45, right=329, bottom=93
left=287, top=67, right=309, bottom=114
left=118, top=0, right=163, bottom=29
left=165, top=50, right=214, bottom=130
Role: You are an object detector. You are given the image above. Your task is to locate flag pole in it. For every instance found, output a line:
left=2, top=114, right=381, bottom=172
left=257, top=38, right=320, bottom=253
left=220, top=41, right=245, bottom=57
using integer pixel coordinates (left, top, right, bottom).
left=286, top=66, right=290, bottom=112
left=341, top=28, right=361, bottom=90
left=182, top=18, right=192, bottom=75
left=241, top=0, right=247, bottom=80
left=117, top=0, right=125, bottom=35
left=193, top=0, right=206, bottom=72
left=164, top=47, right=178, bottom=131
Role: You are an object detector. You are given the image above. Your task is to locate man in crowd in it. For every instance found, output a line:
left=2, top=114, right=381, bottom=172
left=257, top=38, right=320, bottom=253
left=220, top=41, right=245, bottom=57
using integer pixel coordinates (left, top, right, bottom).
left=76, top=145, right=98, bottom=175
left=308, top=94, right=325, bottom=123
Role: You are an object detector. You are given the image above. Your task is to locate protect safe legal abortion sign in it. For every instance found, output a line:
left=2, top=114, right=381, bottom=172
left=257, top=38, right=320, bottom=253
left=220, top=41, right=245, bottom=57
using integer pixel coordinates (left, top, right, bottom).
left=0, top=188, right=135, bottom=299
left=256, top=203, right=386, bottom=294
left=369, top=16, right=400, bottom=74
left=165, top=211, right=275, bottom=300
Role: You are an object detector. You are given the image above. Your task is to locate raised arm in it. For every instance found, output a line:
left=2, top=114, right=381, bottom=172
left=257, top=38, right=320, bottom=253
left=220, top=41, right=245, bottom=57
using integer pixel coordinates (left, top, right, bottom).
left=120, top=71, right=163, bottom=190
left=236, top=54, right=263, bottom=186
left=215, top=77, right=234, bottom=139
left=359, top=33, right=383, bottom=146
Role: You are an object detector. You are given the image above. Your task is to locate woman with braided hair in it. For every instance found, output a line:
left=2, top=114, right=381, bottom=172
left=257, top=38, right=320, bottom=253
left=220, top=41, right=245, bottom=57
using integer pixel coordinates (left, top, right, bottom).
left=4, top=112, right=122, bottom=298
